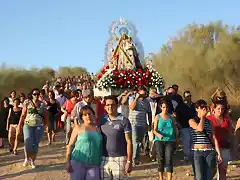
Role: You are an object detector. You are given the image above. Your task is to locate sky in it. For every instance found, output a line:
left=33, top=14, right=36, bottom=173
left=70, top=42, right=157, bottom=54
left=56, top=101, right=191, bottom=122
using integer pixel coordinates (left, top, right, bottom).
left=0, top=0, right=239, bottom=73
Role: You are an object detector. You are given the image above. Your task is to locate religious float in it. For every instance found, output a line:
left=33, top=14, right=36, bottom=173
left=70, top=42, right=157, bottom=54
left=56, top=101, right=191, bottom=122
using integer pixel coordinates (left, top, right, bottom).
left=94, top=18, right=164, bottom=96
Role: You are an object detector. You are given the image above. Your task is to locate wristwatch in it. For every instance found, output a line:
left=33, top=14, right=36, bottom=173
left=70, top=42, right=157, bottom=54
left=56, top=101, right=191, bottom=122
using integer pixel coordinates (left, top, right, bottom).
left=127, top=160, right=131, bottom=163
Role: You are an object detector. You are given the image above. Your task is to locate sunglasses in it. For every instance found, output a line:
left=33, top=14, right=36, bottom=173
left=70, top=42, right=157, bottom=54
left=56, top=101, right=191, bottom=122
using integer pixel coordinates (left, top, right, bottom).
left=33, top=93, right=40, bottom=96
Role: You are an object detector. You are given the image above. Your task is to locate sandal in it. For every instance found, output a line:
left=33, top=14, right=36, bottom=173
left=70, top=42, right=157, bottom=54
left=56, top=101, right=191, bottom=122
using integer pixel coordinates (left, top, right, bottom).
left=13, top=150, right=18, bottom=155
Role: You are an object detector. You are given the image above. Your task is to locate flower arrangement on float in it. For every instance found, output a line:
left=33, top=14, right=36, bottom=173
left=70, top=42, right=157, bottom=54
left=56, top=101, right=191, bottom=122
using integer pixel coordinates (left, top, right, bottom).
left=96, top=65, right=164, bottom=90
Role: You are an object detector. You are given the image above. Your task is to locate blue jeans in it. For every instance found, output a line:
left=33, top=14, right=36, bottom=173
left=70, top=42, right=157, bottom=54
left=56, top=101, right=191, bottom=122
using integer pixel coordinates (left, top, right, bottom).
left=155, top=141, right=176, bottom=173
left=132, top=125, right=147, bottom=162
left=23, top=125, right=44, bottom=153
left=192, top=150, right=217, bottom=180
left=180, top=128, right=191, bottom=158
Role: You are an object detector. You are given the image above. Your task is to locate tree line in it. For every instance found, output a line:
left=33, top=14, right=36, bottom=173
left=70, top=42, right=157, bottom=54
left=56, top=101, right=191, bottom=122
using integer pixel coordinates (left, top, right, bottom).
left=0, top=65, right=88, bottom=100
left=154, top=21, right=240, bottom=105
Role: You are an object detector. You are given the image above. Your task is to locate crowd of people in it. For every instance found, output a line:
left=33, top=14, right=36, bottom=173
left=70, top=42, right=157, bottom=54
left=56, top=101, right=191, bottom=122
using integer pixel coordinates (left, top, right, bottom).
left=0, top=75, right=240, bottom=180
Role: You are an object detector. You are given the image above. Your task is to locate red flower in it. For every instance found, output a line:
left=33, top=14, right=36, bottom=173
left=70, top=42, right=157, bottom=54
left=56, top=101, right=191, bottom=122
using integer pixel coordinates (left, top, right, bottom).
left=130, top=79, right=134, bottom=85
left=137, top=68, right=143, bottom=74
left=145, top=71, right=150, bottom=76
left=118, top=78, right=124, bottom=84
left=143, top=79, right=149, bottom=86
left=137, top=81, right=143, bottom=86
left=121, top=70, right=127, bottom=75
left=113, top=70, right=119, bottom=76
left=97, top=74, right=102, bottom=80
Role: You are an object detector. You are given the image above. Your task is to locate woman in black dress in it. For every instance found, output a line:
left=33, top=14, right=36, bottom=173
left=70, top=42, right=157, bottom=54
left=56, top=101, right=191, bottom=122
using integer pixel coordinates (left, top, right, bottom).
left=0, top=98, right=13, bottom=148
left=45, top=91, right=60, bottom=145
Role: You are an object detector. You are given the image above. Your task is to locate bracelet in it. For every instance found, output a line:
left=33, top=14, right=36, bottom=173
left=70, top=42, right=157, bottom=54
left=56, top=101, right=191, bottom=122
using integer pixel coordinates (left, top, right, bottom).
left=127, top=160, right=131, bottom=163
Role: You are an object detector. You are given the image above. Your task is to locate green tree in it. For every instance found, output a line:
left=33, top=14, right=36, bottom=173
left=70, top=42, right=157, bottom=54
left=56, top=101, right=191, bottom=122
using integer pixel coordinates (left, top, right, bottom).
left=154, top=21, right=240, bottom=104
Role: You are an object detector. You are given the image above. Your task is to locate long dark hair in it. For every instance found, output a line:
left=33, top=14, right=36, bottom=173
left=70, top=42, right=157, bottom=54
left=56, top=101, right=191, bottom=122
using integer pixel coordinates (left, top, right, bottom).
left=79, top=105, right=95, bottom=119
left=213, top=100, right=228, bottom=116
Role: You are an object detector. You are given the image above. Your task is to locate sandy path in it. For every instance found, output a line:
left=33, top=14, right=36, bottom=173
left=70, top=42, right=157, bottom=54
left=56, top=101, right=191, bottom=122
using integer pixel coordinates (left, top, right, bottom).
left=0, top=132, right=239, bottom=180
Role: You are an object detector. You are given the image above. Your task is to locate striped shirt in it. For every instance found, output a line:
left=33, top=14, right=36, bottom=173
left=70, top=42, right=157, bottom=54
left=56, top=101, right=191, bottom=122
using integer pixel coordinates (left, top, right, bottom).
left=190, top=117, right=213, bottom=146
left=128, top=96, right=151, bottom=127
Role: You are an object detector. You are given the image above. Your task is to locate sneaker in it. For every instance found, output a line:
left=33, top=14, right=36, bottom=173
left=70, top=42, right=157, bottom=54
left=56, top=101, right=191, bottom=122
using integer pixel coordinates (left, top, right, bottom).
left=23, top=159, right=29, bottom=167
left=29, top=159, right=36, bottom=169
left=133, top=159, right=140, bottom=166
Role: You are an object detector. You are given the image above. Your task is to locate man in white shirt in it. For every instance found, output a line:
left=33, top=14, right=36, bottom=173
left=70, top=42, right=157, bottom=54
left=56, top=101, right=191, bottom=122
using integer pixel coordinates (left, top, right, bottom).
left=72, top=89, right=94, bottom=124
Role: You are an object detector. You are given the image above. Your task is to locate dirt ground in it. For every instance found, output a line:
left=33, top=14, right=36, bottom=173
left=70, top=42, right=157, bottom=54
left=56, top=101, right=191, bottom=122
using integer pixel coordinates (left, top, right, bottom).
left=0, top=132, right=239, bottom=180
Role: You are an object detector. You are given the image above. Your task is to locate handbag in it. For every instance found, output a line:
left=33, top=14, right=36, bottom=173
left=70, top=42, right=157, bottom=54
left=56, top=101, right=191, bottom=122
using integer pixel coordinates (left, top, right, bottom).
left=61, top=100, right=68, bottom=122
left=26, top=100, right=44, bottom=127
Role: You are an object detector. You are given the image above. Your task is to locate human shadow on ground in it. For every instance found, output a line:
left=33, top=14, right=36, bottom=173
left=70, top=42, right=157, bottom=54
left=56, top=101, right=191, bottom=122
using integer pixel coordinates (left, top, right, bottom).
left=1, top=146, right=65, bottom=168
left=0, top=163, right=65, bottom=179
left=134, top=148, right=192, bottom=172
left=0, top=159, right=23, bottom=168
left=133, top=163, right=157, bottom=171
left=225, top=175, right=240, bottom=180
left=129, top=175, right=157, bottom=179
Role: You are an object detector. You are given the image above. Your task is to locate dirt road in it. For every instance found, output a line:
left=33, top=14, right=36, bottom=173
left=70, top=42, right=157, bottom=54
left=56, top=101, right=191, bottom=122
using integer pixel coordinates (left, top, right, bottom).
left=0, top=132, right=239, bottom=180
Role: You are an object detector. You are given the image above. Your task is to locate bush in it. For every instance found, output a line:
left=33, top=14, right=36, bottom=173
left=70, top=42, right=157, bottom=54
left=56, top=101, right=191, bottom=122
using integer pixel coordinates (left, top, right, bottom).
left=0, top=65, right=88, bottom=100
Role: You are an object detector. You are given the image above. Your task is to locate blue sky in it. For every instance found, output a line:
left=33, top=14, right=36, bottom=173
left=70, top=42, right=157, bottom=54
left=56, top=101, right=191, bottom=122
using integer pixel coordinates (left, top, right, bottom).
left=0, top=0, right=239, bottom=73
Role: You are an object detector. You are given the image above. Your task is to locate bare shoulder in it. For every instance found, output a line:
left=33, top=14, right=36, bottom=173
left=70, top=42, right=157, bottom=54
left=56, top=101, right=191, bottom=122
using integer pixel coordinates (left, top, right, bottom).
left=154, top=114, right=159, bottom=120
left=73, top=124, right=84, bottom=134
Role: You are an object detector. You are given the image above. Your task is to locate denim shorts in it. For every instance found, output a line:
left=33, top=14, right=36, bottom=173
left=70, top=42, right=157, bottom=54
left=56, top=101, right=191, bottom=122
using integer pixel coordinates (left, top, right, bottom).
left=23, top=125, right=44, bottom=153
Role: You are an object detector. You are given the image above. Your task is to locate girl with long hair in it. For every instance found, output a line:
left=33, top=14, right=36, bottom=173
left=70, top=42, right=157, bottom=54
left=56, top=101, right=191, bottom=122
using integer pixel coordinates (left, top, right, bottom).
left=207, top=100, right=233, bottom=180
left=153, top=100, right=178, bottom=180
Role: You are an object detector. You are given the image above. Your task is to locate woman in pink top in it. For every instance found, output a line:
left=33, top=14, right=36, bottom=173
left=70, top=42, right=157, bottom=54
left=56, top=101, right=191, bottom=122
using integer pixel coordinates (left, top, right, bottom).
left=207, top=100, right=233, bottom=180
left=61, top=91, right=79, bottom=145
